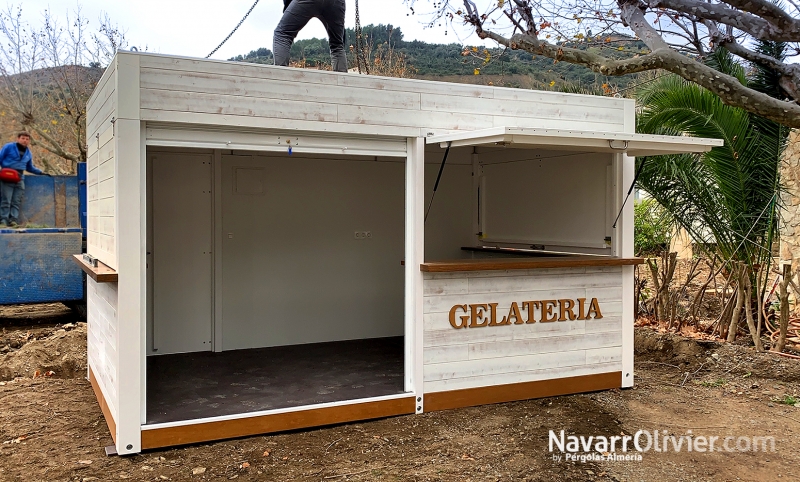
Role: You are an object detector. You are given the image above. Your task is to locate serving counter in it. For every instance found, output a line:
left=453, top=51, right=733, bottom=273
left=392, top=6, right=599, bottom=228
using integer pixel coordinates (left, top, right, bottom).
left=419, top=255, right=643, bottom=411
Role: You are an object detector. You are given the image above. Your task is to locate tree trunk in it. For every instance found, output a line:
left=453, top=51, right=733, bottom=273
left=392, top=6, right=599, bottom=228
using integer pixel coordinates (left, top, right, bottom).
left=774, top=263, right=791, bottom=352
left=727, top=264, right=744, bottom=343
left=742, top=267, right=764, bottom=351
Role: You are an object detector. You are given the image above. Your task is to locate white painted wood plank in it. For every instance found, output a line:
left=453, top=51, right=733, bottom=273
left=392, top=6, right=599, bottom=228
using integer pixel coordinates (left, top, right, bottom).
left=423, top=348, right=587, bottom=382
left=491, top=88, right=628, bottom=109
left=98, top=158, right=115, bottom=182
left=87, top=63, right=116, bottom=116
left=423, top=344, right=469, bottom=365
left=424, top=316, right=586, bottom=347
left=94, top=197, right=115, bottom=216
left=466, top=330, right=621, bottom=361
left=87, top=151, right=99, bottom=173
left=421, top=93, right=623, bottom=125
left=338, top=104, right=494, bottom=131
left=424, top=288, right=588, bottom=314
left=424, top=360, right=622, bottom=393
left=582, top=315, right=623, bottom=333
left=99, top=124, right=114, bottom=148
left=139, top=55, right=340, bottom=86
left=586, top=346, right=622, bottom=364
left=466, top=272, right=620, bottom=294
left=140, top=68, right=422, bottom=110
left=423, top=278, right=469, bottom=296
left=88, top=93, right=116, bottom=140
left=337, top=72, right=497, bottom=98
left=88, top=184, right=99, bottom=202
left=141, top=88, right=339, bottom=123
left=98, top=178, right=115, bottom=200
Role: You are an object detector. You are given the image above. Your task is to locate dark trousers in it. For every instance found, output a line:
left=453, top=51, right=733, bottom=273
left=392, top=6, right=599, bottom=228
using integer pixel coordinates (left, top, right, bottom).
left=273, top=0, right=347, bottom=72
left=0, top=178, right=24, bottom=224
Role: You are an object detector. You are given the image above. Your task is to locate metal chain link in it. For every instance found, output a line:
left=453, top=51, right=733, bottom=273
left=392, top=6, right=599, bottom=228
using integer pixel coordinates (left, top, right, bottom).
left=354, top=0, right=369, bottom=74
left=206, top=0, right=261, bottom=58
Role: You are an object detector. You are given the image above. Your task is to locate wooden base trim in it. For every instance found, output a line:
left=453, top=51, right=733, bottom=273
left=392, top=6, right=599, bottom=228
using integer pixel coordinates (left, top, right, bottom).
left=141, top=396, right=416, bottom=450
left=88, top=367, right=117, bottom=443
left=425, top=372, right=622, bottom=412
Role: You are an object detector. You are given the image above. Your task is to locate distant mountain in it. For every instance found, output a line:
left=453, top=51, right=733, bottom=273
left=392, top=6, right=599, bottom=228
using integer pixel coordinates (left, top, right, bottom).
left=229, top=24, right=644, bottom=91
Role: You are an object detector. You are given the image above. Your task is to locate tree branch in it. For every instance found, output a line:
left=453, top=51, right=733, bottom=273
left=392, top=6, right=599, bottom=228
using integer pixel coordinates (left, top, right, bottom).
left=650, top=0, right=800, bottom=41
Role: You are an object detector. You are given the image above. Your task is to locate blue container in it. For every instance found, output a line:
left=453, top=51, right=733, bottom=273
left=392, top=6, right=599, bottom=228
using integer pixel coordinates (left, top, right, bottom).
left=0, top=231, right=84, bottom=304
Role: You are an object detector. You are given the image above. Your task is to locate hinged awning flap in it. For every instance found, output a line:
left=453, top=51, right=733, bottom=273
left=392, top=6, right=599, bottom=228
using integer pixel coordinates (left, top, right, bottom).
left=426, top=127, right=723, bottom=156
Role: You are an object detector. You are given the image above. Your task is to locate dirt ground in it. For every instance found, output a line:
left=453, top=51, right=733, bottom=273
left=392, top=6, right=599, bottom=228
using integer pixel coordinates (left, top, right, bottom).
left=1, top=304, right=799, bottom=482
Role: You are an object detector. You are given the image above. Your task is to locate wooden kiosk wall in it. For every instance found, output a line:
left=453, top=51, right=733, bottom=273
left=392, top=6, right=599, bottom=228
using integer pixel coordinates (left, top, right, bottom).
left=83, top=50, right=639, bottom=454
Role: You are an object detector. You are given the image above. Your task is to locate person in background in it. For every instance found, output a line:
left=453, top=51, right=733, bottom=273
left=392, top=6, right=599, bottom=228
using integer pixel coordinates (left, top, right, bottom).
left=274, top=0, right=347, bottom=72
left=0, top=132, right=49, bottom=228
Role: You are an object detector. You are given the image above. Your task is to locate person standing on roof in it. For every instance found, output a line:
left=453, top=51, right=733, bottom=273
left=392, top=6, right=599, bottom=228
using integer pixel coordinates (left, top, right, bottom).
left=274, top=0, right=347, bottom=72
left=0, top=132, right=48, bottom=228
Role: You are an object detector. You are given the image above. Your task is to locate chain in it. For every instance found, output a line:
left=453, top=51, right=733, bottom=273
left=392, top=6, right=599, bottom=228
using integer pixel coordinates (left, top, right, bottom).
left=206, top=0, right=261, bottom=59
left=354, top=0, right=369, bottom=74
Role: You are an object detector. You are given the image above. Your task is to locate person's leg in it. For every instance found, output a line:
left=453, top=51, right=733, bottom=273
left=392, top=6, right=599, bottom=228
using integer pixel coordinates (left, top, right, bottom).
left=319, top=0, right=347, bottom=72
left=0, top=181, right=12, bottom=224
left=9, top=179, right=23, bottom=225
left=273, top=0, right=317, bottom=66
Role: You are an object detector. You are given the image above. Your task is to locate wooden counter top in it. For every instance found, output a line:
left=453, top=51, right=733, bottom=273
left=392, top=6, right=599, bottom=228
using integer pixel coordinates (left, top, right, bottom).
left=72, top=254, right=118, bottom=282
left=420, top=256, right=644, bottom=272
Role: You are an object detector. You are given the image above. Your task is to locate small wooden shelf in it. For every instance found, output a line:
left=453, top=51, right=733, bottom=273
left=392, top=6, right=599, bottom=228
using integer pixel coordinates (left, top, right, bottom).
left=420, top=256, right=644, bottom=272
left=72, top=254, right=118, bottom=282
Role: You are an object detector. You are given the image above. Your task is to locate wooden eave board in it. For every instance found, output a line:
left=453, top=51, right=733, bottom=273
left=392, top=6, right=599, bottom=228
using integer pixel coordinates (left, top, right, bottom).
left=427, top=127, right=723, bottom=156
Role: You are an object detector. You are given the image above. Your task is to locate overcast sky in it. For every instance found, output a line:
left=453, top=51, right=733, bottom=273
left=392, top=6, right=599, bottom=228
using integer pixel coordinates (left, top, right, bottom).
left=18, top=0, right=479, bottom=60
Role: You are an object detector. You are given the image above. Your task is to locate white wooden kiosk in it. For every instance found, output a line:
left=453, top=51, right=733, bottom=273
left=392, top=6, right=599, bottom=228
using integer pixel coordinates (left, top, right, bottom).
left=78, top=50, right=721, bottom=454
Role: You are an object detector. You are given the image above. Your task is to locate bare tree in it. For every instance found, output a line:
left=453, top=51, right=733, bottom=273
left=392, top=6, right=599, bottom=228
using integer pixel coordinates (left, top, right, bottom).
left=0, top=5, right=126, bottom=173
left=405, top=0, right=800, bottom=127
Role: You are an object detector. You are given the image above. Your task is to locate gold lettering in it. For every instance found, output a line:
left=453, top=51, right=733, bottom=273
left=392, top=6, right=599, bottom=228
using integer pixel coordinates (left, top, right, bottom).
left=558, top=299, right=577, bottom=321
left=522, top=301, right=541, bottom=324
left=469, top=304, right=489, bottom=327
left=541, top=300, right=558, bottom=322
left=500, top=301, right=524, bottom=325
left=487, top=303, right=501, bottom=326
left=577, top=298, right=587, bottom=320
left=586, top=298, right=603, bottom=319
left=449, top=304, right=469, bottom=329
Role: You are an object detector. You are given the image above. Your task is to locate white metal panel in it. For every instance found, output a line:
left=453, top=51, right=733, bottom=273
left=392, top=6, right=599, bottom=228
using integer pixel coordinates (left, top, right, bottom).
left=427, top=127, right=723, bottom=156
left=151, top=153, right=213, bottom=354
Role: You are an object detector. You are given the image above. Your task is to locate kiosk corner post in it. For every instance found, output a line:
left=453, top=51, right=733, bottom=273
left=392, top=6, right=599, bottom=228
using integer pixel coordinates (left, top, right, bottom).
left=405, top=137, right=425, bottom=410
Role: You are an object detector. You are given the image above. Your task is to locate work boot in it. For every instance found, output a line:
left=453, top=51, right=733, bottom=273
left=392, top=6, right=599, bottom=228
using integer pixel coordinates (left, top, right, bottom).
left=0, top=221, right=6, bottom=228
left=8, top=221, right=18, bottom=228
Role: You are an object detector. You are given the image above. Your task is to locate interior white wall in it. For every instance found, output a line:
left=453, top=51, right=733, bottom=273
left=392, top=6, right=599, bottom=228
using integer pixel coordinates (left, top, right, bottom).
left=220, top=153, right=406, bottom=350
left=477, top=150, right=613, bottom=251
left=423, top=145, right=474, bottom=262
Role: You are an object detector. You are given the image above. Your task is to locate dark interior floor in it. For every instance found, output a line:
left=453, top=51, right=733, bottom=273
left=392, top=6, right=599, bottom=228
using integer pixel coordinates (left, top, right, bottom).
left=146, top=337, right=405, bottom=424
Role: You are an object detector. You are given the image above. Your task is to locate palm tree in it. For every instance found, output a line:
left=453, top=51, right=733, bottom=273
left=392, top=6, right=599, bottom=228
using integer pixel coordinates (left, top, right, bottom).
left=635, top=46, right=788, bottom=350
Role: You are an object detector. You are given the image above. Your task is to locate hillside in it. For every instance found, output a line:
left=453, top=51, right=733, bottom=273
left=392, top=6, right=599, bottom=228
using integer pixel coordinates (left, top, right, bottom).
left=229, top=24, right=643, bottom=90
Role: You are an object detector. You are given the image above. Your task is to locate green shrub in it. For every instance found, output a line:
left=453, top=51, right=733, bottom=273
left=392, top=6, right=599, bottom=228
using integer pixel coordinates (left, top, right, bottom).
left=634, top=198, right=672, bottom=257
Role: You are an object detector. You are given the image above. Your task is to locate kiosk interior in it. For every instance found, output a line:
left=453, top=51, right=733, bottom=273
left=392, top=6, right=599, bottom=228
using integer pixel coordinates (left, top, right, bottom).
left=77, top=51, right=722, bottom=454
